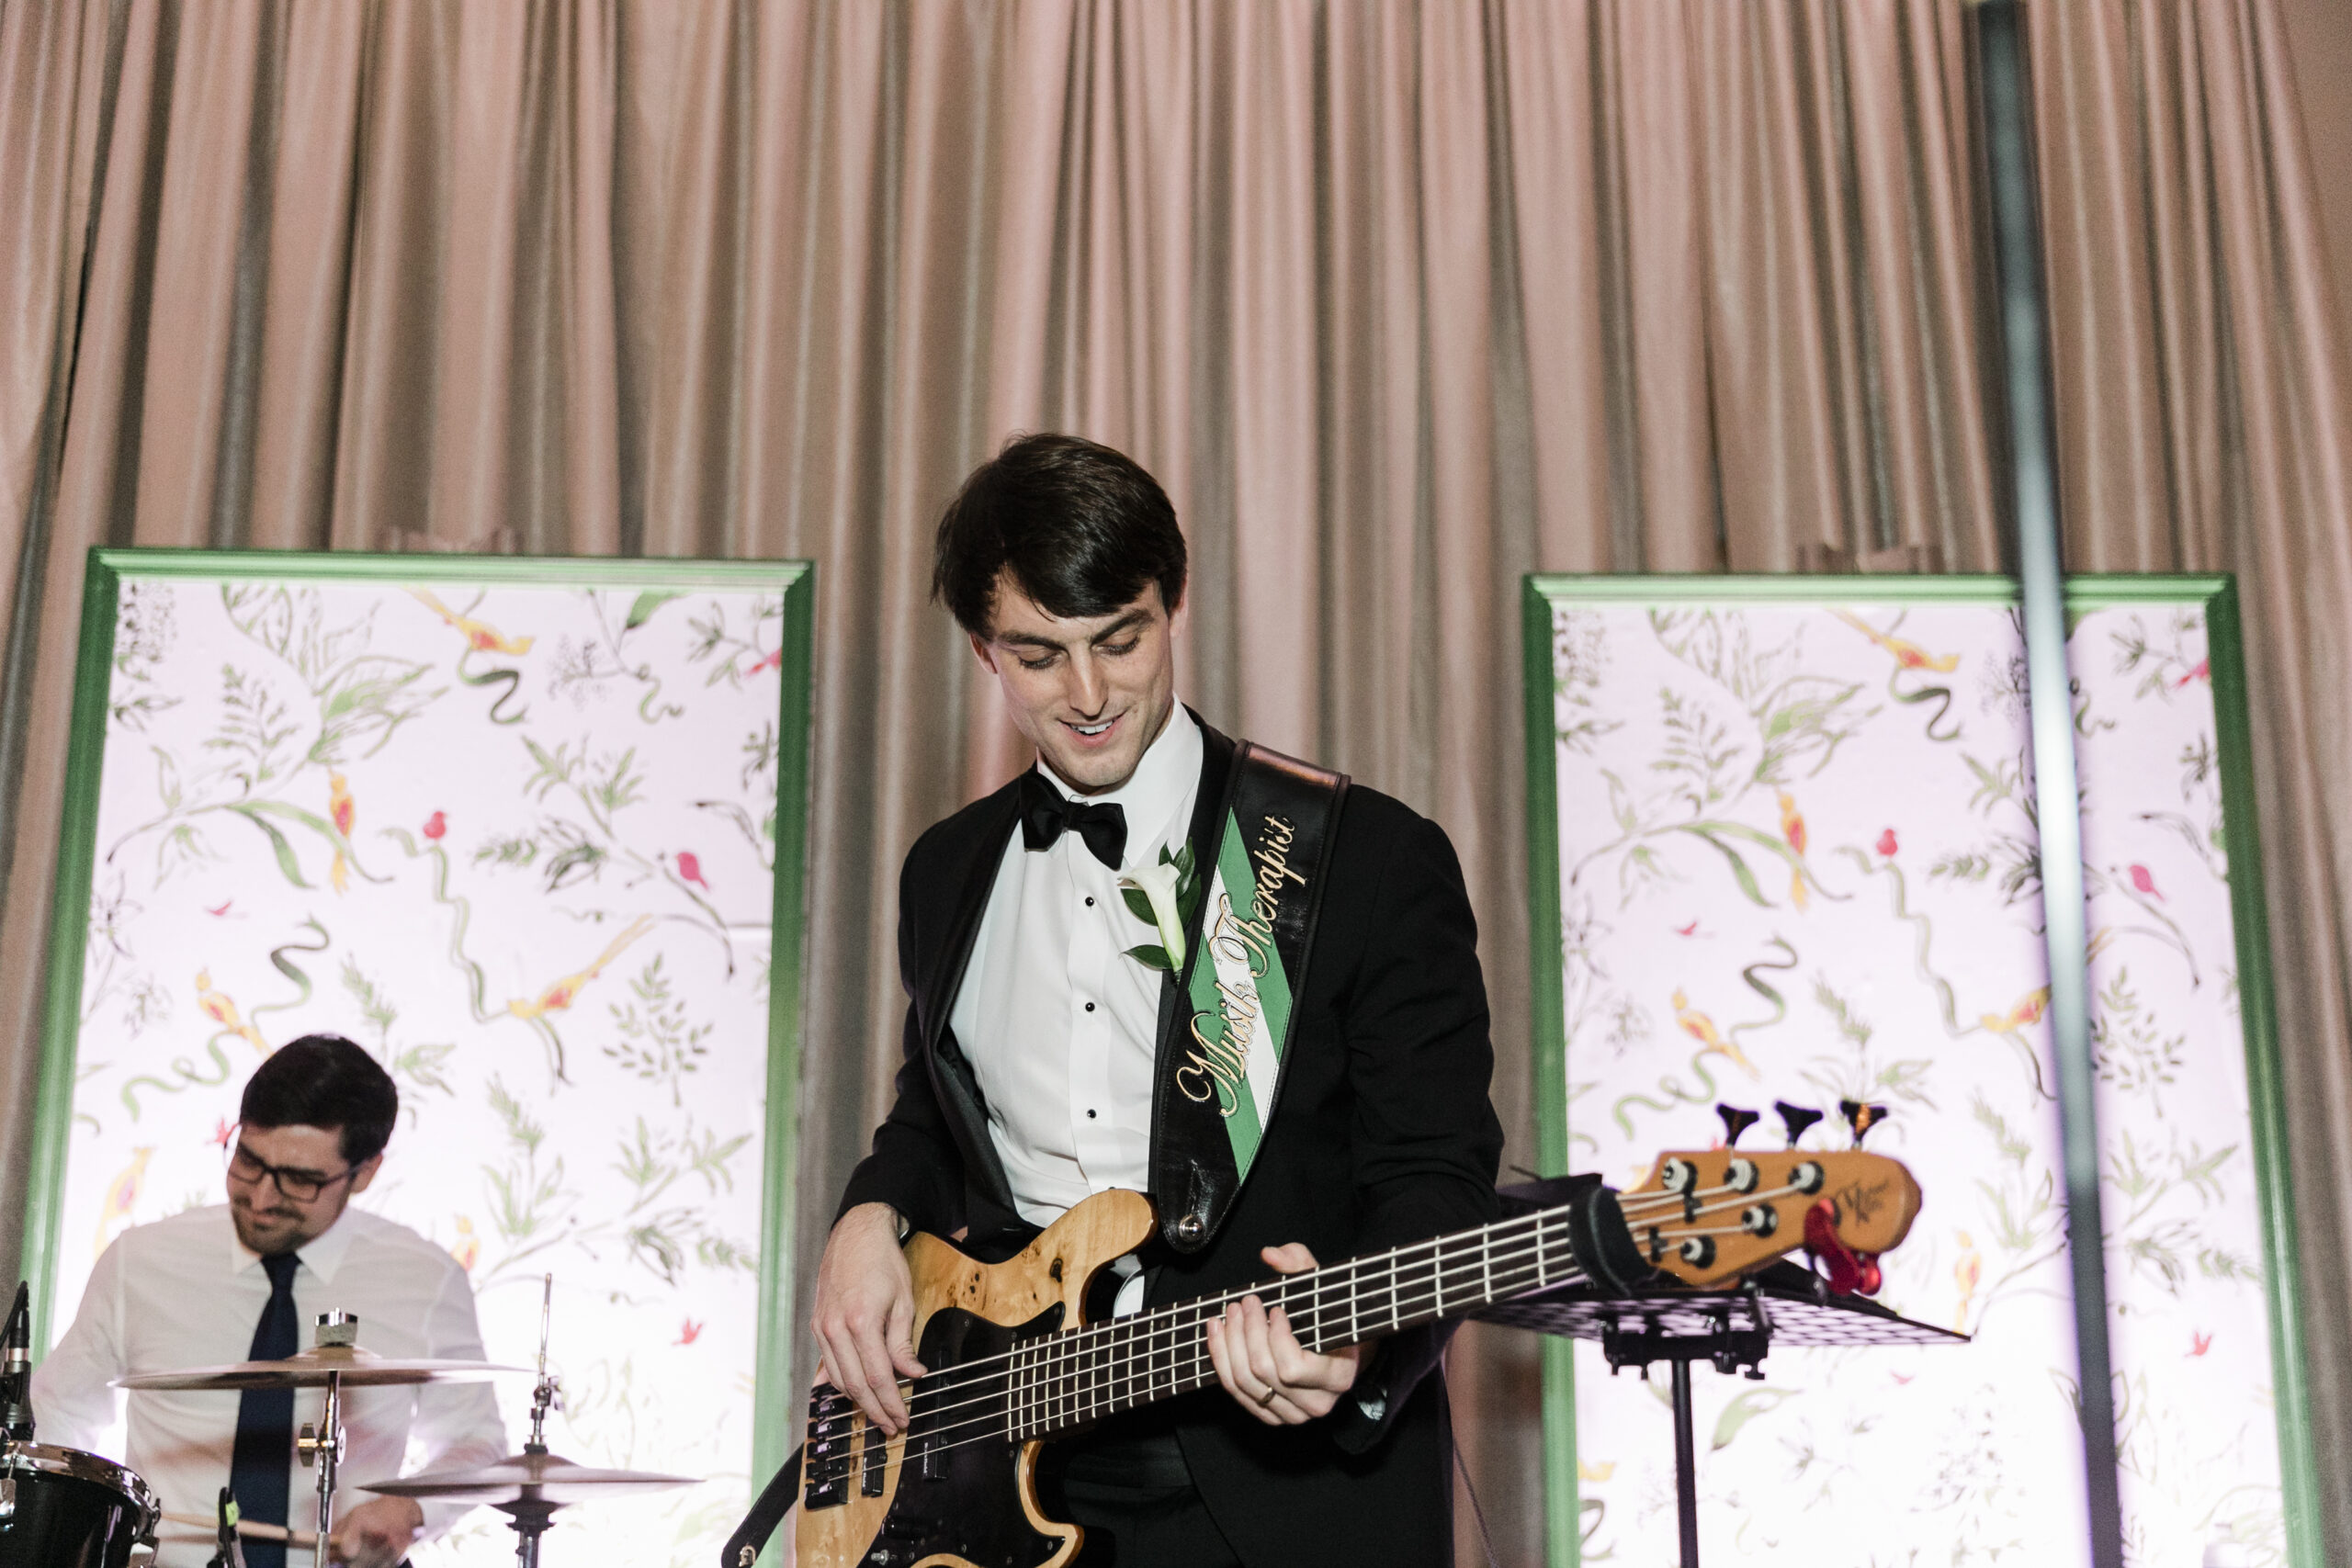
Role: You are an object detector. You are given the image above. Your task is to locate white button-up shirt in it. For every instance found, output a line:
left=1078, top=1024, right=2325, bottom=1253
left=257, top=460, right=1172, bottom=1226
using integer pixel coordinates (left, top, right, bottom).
left=33, top=1203, right=506, bottom=1566
left=952, top=706, right=1203, bottom=1226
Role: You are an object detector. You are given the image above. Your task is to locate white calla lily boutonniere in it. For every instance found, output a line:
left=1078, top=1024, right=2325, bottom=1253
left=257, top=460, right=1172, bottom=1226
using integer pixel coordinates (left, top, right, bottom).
left=1118, top=841, right=1204, bottom=973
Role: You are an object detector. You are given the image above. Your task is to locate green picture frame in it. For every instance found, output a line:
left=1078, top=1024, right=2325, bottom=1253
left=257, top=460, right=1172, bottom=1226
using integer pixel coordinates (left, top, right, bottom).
left=1519, top=572, right=2312, bottom=1566
left=21, top=547, right=817, bottom=1493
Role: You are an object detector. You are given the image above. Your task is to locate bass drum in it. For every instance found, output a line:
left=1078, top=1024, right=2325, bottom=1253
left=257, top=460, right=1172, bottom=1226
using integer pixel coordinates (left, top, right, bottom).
left=0, top=1442, right=160, bottom=1567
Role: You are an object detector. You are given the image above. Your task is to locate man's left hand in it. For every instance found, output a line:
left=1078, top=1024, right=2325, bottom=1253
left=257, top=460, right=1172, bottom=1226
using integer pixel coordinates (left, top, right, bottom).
left=1202, top=1243, right=1367, bottom=1426
left=329, top=1495, right=424, bottom=1568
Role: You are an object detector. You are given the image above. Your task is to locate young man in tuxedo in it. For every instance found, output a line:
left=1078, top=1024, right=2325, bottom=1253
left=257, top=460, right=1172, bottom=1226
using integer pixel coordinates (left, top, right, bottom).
left=811, top=433, right=1502, bottom=1566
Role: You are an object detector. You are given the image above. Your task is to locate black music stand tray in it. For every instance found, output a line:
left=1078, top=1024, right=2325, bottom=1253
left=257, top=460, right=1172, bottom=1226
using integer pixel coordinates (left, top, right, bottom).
left=1476, top=1260, right=1967, bottom=1568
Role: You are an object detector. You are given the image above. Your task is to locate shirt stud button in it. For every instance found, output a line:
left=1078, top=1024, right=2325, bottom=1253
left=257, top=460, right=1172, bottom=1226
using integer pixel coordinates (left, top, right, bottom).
left=1087, top=1109, right=1098, bottom=1119
left=1085, top=896, right=1095, bottom=907
left=1084, top=1001, right=1096, bottom=1013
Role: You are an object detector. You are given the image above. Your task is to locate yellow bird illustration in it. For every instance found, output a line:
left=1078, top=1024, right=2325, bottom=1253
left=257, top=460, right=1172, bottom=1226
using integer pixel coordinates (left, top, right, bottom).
left=1953, top=1230, right=1984, bottom=1334
left=196, top=970, right=269, bottom=1054
left=1577, top=1460, right=1617, bottom=1483
left=449, top=1215, right=480, bottom=1274
left=94, top=1147, right=155, bottom=1258
left=411, top=589, right=535, bottom=656
left=1979, top=986, right=2050, bottom=1037
left=1776, top=790, right=1811, bottom=910
left=1671, top=989, right=1760, bottom=1079
left=504, top=916, right=655, bottom=1022
left=1831, top=608, right=1961, bottom=672
left=327, top=772, right=356, bottom=893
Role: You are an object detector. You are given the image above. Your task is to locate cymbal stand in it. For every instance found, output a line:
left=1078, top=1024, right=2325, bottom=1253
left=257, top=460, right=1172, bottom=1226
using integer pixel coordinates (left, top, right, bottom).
left=296, top=1314, right=356, bottom=1568
left=500, top=1276, right=562, bottom=1567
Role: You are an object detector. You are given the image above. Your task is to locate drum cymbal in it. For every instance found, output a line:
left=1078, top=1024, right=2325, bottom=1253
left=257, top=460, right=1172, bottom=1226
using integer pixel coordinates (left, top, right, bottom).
left=116, top=1343, right=527, bottom=1391
left=360, top=1450, right=698, bottom=1505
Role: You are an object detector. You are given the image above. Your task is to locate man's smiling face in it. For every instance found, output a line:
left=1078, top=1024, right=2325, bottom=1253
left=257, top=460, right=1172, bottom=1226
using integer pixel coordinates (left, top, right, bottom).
left=972, top=569, right=1181, bottom=795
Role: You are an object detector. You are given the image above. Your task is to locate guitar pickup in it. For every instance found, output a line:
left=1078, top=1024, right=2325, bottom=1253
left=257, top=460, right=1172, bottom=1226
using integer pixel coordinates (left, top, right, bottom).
left=861, top=1417, right=888, bottom=1496
left=802, top=1389, right=855, bottom=1510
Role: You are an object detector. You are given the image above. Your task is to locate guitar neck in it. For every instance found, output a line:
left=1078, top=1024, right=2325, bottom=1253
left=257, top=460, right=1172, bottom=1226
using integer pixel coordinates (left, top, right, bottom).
left=1005, top=1204, right=1587, bottom=1442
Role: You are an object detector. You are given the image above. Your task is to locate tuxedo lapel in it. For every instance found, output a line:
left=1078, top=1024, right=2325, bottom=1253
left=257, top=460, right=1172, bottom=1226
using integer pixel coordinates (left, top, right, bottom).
left=915, top=783, right=1023, bottom=1220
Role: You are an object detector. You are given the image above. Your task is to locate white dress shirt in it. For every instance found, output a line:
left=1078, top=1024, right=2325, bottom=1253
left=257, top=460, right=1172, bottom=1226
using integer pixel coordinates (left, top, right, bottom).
left=952, top=705, right=1203, bottom=1226
left=34, top=1203, right=507, bottom=1566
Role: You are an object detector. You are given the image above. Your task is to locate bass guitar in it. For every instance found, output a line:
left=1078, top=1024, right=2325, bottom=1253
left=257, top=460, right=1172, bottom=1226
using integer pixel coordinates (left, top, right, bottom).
left=792, top=1144, right=1920, bottom=1568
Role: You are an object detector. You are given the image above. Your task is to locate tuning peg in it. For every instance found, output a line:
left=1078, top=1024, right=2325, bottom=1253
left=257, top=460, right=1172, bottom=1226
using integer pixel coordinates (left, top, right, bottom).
left=1840, top=1099, right=1891, bottom=1146
left=1715, top=1104, right=1761, bottom=1148
left=1774, top=1100, right=1824, bottom=1149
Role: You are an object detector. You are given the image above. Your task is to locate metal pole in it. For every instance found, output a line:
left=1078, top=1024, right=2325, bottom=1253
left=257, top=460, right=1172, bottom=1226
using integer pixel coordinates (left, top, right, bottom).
left=313, top=1371, right=340, bottom=1568
left=1970, top=6, right=2125, bottom=1568
left=1670, top=1359, right=1699, bottom=1568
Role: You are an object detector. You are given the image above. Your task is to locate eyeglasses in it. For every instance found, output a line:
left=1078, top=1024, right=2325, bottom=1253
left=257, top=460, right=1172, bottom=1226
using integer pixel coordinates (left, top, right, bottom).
left=225, top=1137, right=357, bottom=1203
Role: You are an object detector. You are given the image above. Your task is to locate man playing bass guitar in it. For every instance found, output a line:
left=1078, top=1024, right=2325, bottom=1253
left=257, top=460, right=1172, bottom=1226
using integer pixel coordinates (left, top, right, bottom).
left=810, top=433, right=1505, bottom=1567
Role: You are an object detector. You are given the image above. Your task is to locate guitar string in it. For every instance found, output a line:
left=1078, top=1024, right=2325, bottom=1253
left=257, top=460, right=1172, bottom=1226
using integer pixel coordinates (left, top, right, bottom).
left=816, top=1203, right=1579, bottom=1425
left=819, top=1213, right=1588, bottom=1442
left=808, top=1235, right=1589, bottom=1472
left=810, top=1180, right=1832, bottom=1451
left=808, top=1213, right=1599, bottom=1457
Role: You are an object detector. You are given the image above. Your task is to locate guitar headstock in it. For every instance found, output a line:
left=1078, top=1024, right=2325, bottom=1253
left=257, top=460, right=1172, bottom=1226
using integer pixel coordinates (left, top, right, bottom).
left=1617, top=1146, right=1922, bottom=1290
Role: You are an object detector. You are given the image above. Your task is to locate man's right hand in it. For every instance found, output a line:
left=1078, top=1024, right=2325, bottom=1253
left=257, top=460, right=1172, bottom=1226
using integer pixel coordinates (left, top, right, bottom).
left=811, top=1202, right=926, bottom=1433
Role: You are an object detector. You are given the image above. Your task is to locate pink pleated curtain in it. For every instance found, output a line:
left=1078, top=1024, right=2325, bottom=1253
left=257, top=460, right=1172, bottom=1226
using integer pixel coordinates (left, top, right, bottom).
left=5, top=3, right=2350, bottom=1558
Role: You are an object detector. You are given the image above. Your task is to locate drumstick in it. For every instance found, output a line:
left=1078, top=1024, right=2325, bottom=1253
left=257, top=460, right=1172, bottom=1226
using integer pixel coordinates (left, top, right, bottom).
left=161, top=1510, right=320, bottom=1548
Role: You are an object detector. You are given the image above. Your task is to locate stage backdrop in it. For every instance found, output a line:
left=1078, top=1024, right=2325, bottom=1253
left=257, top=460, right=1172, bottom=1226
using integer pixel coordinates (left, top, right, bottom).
left=23, top=551, right=813, bottom=1568
left=1522, top=576, right=2313, bottom=1568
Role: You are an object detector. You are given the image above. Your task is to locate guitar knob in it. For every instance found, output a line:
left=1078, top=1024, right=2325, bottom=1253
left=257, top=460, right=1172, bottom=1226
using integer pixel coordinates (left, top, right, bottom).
left=1715, top=1104, right=1760, bottom=1148
left=1774, top=1100, right=1824, bottom=1148
left=1840, top=1099, right=1890, bottom=1146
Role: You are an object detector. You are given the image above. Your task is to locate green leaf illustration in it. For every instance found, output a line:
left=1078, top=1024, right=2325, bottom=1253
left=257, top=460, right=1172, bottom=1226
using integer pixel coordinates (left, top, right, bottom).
left=1711, top=1387, right=1793, bottom=1450
left=228, top=806, right=311, bottom=888
left=626, top=590, right=684, bottom=630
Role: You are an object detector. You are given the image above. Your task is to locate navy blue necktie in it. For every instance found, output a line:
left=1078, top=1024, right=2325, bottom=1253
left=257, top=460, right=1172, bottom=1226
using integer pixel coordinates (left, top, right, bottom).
left=228, top=1252, right=300, bottom=1568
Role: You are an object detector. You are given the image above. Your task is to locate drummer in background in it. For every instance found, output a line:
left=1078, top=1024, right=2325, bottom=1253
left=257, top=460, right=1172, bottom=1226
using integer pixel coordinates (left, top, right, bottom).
left=33, top=1035, right=506, bottom=1568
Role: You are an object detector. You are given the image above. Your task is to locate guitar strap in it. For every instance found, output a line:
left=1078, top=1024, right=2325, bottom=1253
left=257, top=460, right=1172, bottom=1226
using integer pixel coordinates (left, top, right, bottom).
left=1151, top=740, right=1348, bottom=1252
left=718, top=1443, right=800, bottom=1567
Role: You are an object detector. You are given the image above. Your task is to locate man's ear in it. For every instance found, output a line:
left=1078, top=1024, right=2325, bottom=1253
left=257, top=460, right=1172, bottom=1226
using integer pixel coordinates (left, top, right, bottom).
left=967, top=630, right=1000, bottom=675
left=348, top=1153, right=385, bottom=1195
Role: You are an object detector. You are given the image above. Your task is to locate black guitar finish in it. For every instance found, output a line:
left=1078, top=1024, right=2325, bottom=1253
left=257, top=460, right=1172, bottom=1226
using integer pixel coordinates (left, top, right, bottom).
left=805, top=1303, right=1067, bottom=1568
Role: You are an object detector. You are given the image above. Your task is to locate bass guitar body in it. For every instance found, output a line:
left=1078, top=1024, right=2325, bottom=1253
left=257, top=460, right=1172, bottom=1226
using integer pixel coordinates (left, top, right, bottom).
left=797, top=1190, right=1154, bottom=1568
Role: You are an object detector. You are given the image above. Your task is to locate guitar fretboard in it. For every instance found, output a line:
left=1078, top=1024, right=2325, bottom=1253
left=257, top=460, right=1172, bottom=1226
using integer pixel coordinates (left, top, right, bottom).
left=998, top=1203, right=1585, bottom=1442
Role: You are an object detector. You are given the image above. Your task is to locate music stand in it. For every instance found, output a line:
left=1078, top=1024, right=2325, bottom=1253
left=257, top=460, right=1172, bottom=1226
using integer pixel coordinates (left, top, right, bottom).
left=1476, top=1261, right=1967, bottom=1568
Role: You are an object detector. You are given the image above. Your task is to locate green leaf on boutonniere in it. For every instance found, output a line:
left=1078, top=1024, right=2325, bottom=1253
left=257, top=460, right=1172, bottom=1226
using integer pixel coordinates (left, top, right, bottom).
left=1122, top=886, right=1159, bottom=924
left=1124, top=943, right=1175, bottom=972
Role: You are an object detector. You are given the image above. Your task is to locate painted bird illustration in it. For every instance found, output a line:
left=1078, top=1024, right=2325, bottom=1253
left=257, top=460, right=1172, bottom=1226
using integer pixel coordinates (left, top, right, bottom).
left=423, top=810, right=447, bottom=842
left=328, top=772, right=356, bottom=892
left=1979, top=985, right=2050, bottom=1036
left=2189, top=1329, right=2213, bottom=1358
left=196, top=970, right=270, bottom=1055
left=1577, top=1460, right=1617, bottom=1483
left=745, top=649, right=784, bottom=676
left=94, top=1147, right=155, bottom=1258
left=677, top=1318, right=705, bottom=1347
left=411, top=589, right=535, bottom=656
left=1670, top=989, right=1760, bottom=1078
left=2175, top=658, right=2210, bottom=689
left=211, top=1117, right=234, bottom=1149
left=1876, top=828, right=1899, bottom=859
left=677, top=851, right=711, bottom=893
left=504, top=916, right=656, bottom=1023
left=1673, top=919, right=1701, bottom=938
left=2129, top=863, right=2165, bottom=902
left=1953, top=1230, right=1983, bottom=1333
left=448, top=1215, right=480, bottom=1273
left=1776, top=791, right=1811, bottom=910
left=1831, top=608, right=1961, bottom=672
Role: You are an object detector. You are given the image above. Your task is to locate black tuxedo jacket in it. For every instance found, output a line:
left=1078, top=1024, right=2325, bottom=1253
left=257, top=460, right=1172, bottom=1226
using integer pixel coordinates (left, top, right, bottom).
left=839, top=716, right=1503, bottom=1566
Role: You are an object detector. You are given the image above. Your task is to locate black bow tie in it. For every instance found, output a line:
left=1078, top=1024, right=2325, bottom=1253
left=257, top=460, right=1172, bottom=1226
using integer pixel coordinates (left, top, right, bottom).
left=1018, top=770, right=1128, bottom=869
